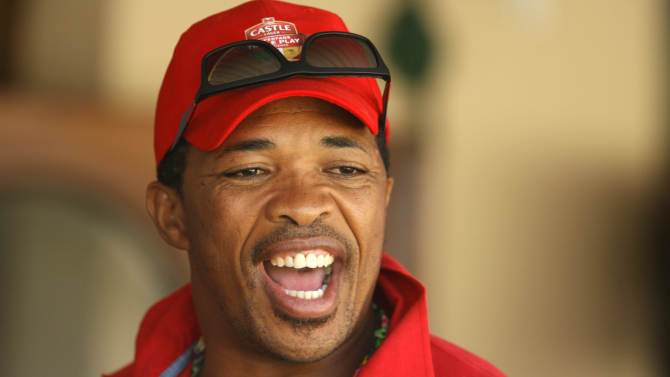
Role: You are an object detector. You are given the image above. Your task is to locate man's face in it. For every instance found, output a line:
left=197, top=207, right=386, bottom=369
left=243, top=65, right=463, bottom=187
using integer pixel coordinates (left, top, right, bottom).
left=179, top=97, right=392, bottom=362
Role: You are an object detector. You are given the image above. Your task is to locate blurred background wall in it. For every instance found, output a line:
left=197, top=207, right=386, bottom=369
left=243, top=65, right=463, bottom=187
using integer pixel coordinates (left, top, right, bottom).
left=0, top=0, right=667, bottom=376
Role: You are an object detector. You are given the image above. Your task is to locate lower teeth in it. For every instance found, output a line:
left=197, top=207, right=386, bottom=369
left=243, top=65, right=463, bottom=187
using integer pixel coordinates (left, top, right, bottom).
left=284, top=268, right=332, bottom=300
left=284, top=284, right=327, bottom=299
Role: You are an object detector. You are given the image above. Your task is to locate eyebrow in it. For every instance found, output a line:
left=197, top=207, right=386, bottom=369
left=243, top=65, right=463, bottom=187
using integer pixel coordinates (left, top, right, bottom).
left=216, top=138, right=276, bottom=158
left=320, top=136, right=367, bottom=152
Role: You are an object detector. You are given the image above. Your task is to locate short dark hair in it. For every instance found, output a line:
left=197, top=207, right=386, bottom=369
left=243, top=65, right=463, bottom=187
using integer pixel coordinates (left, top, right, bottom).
left=157, top=134, right=390, bottom=192
left=156, top=138, right=189, bottom=193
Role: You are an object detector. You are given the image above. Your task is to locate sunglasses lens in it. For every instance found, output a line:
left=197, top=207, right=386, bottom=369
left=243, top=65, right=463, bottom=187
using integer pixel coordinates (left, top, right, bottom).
left=206, top=44, right=281, bottom=85
left=306, top=36, right=378, bottom=69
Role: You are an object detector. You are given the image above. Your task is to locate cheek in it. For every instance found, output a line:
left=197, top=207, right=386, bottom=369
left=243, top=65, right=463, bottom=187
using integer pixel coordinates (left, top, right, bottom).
left=343, top=184, right=387, bottom=301
left=184, top=191, right=258, bottom=273
left=340, top=182, right=389, bottom=253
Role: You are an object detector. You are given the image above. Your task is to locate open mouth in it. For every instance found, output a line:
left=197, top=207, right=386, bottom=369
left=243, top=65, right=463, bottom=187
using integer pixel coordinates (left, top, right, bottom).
left=265, top=252, right=334, bottom=300
left=257, top=238, right=345, bottom=318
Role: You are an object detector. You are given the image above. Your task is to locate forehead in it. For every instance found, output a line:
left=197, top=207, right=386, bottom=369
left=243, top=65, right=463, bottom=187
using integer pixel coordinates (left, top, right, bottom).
left=185, top=97, right=382, bottom=170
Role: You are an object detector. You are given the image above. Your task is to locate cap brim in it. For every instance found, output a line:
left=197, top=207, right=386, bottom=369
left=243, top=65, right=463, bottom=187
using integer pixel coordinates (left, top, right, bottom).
left=183, top=76, right=386, bottom=152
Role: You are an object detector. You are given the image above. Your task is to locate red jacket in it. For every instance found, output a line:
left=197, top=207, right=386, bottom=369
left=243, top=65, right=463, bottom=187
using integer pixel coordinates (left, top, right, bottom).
left=105, top=254, right=505, bottom=377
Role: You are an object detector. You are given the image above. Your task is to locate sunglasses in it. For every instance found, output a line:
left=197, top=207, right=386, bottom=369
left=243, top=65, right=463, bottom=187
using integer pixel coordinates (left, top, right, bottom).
left=170, top=31, right=391, bottom=152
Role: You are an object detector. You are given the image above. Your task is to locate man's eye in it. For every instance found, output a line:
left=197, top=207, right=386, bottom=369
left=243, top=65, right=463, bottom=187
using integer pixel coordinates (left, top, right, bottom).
left=224, top=167, right=265, bottom=178
left=328, top=166, right=366, bottom=177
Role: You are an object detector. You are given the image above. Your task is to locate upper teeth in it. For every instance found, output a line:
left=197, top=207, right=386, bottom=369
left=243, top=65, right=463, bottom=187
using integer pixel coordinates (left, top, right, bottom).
left=270, top=253, right=334, bottom=269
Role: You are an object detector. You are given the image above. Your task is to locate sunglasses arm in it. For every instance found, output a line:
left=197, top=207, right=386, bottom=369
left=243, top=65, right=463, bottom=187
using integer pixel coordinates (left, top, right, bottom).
left=379, top=80, right=391, bottom=141
left=170, top=101, right=196, bottom=152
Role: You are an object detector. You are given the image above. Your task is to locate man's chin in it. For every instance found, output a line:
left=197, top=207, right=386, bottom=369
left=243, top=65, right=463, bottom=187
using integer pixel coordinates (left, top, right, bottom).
left=273, top=308, right=334, bottom=328
left=250, top=308, right=353, bottom=364
left=262, top=336, right=347, bottom=364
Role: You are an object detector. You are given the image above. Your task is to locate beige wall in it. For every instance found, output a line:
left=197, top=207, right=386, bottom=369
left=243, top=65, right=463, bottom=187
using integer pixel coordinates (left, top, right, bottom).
left=5, top=0, right=666, bottom=376
left=418, top=1, right=664, bottom=376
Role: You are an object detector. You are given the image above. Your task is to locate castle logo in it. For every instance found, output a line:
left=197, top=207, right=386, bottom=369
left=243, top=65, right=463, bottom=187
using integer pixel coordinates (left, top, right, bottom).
left=244, top=17, right=303, bottom=61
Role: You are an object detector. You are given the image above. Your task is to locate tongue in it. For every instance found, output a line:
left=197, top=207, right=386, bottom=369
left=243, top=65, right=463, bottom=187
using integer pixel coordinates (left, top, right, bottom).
left=264, top=262, right=326, bottom=291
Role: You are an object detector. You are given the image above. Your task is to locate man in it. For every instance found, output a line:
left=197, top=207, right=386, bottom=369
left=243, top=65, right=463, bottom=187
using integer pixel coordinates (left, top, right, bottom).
left=106, top=1, right=505, bottom=376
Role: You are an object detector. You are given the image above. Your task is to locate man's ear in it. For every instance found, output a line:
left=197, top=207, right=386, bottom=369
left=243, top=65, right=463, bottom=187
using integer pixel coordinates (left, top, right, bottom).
left=385, top=177, right=394, bottom=207
left=146, top=181, right=190, bottom=250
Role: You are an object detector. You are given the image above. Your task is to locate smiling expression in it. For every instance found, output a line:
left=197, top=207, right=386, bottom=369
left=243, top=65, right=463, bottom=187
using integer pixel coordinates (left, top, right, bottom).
left=176, top=97, right=392, bottom=363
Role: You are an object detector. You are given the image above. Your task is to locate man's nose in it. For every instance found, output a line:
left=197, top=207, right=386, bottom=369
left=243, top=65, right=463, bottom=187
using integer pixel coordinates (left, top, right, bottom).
left=264, top=174, right=335, bottom=226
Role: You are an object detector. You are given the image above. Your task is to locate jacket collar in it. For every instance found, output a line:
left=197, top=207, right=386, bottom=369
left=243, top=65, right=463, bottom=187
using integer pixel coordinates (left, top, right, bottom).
left=358, top=255, right=435, bottom=377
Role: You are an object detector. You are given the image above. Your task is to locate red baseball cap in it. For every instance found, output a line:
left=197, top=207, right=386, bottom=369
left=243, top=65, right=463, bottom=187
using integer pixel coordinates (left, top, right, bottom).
left=154, top=0, right=389, bottom=166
